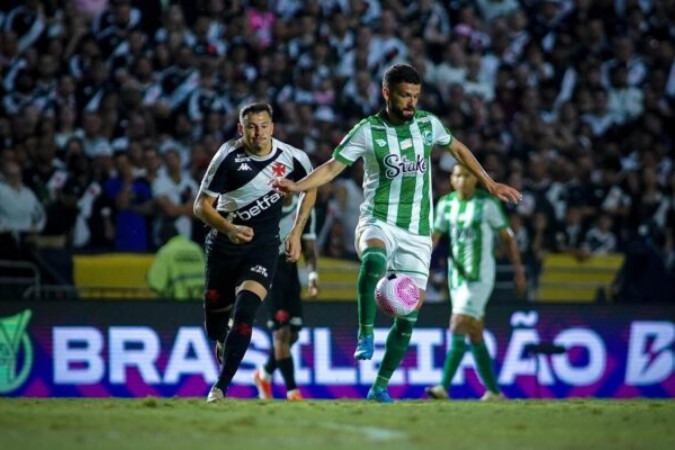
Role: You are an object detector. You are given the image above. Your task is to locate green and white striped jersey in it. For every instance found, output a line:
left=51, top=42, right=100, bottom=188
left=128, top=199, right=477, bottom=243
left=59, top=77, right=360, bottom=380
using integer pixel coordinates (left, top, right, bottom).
left=434, top=190, right=509, bottom=287
left=333, top=110, right=453, bottom=236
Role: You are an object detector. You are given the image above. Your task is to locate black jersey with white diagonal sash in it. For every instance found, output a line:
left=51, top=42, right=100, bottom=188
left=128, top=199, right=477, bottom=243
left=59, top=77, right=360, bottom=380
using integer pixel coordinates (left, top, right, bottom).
left=199, top=138, right=313, bottom=243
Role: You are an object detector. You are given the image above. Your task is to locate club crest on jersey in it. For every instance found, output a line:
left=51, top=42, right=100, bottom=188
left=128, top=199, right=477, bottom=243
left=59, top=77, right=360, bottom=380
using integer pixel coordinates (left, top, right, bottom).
left=383, top=154, right=427, bottom=178
left=272, top=162, right=287, bottom=177
left=422, top=131, right=433, bottom=146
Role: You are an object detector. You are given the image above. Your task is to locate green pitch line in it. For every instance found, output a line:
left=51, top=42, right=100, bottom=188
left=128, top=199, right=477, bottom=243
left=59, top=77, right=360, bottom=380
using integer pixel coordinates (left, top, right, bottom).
left=0, top=398, right=673, bottom=450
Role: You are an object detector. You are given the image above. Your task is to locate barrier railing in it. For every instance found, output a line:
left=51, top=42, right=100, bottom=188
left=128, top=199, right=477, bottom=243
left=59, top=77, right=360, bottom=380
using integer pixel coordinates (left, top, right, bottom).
left=0, top=259, right=41, bottom=299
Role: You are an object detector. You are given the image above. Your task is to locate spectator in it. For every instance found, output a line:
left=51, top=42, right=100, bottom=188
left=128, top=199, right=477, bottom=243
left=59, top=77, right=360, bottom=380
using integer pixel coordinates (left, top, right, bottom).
left=154, top=4, right=193, bottom=49
left=74, top=0, right=109, bottom=19
left=60, top=151, right=101, bottom=249
left=607, top=63, right=644, bottom=124
left=22, top=134, right=71, bottom=246
left=0, top=0, right=671, bottom=303
left=406, top=0, right=450, bottom=65
left=79, top=111, right=112, bottom=158
left=340, top=70, right=380, bottom=121
left=582, top=213, right=617, bottom=255
left=187, top=61, right=228, bottom=140
left=102, top=151, right=153, bottom=252
left=476, top=0, right=522, bottom=25
left=154, top=45, right=198, bottom=117
left=3, top=0, right=45, bottom=55
left=151, top=147, right=198, bottom=247
left=0, top=160, right=46, bottom=261
left=431, top=41, right=468, bottom=91
left=611, top=224, right=670, bottom=303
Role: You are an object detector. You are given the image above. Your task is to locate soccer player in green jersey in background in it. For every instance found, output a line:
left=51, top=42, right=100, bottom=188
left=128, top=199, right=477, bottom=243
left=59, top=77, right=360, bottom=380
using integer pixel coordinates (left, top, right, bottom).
left=274, top=64, right=522, bottom=403
left=426, top=165, right=527, bottom=401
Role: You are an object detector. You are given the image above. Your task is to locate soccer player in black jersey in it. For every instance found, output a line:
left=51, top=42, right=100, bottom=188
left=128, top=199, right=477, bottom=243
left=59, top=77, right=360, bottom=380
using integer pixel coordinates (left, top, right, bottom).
left=253, top=194, right=319, bottom=401
left=193, top=102, right=316, bottom=403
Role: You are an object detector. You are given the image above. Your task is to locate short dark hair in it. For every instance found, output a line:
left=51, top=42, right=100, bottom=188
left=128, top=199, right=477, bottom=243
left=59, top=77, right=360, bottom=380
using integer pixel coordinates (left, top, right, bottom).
left=383, top=64, right=422, bottom=89
left=239, top=102, right=273, bottom=123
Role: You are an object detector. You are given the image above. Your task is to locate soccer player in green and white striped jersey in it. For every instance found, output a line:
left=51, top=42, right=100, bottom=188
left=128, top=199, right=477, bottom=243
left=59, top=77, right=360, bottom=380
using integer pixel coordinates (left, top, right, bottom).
left=426, top=165, right=526, bottom=401
left=274, top=64, right=522, bottom=403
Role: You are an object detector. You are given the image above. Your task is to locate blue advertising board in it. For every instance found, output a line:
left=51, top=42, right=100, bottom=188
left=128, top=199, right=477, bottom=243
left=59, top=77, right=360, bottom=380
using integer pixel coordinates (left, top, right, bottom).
left=0, top=300, right=672, bottom=399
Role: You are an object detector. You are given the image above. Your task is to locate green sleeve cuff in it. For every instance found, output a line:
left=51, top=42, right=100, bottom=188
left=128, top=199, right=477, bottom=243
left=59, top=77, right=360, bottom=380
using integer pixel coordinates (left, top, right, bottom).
left=333, top=152, right=353, bottom=166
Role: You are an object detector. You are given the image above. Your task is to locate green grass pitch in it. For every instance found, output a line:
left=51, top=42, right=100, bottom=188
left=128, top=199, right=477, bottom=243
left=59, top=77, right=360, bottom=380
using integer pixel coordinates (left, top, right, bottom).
left=1, top=398, right=673, bottom=450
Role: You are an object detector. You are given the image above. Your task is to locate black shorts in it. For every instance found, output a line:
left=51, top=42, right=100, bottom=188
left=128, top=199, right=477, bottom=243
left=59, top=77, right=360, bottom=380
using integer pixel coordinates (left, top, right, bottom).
left=266, top=254, right=303, bottom=331
left=203, top=230, right=279, bottom=311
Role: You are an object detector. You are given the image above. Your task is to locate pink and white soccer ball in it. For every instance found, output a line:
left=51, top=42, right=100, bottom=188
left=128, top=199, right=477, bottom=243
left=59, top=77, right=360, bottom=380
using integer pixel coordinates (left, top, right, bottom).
left=375, top=274, right=421, bottom=317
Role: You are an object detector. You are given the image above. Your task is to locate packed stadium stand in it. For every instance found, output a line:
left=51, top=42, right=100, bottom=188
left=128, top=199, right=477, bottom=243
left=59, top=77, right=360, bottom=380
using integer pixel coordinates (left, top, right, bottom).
left=0, top=0, right=673, bottom=302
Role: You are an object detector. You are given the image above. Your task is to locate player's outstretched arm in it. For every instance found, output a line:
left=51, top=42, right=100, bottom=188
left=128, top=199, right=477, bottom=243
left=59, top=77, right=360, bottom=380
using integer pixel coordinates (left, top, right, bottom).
left=498, top=227, right=527, bottom=298
left=447, top=139, right=522, bottom=204
left=286, top=188, right=317, bottom=262
left=301, top=238, right=320, bottom=298
left=273, top=157, right=347, bottom=195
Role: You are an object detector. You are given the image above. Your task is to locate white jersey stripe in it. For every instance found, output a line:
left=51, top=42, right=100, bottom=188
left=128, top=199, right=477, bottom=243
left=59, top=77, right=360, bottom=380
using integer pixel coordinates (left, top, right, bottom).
left=463, top=200, right=476, bottom=277
left=409, top=124, right=424, bottom=234
left=449, top=199, right=460, bottom=288
left=385, top=130, right=402, bottom=225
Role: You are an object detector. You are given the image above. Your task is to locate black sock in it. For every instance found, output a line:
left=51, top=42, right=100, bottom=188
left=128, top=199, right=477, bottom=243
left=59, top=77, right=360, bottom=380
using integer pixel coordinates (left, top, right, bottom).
left=277, top=357, right=296, bottom=391
left=216, top=290, right=261, bottom=391
left=263, top=349, right=277, bottom=375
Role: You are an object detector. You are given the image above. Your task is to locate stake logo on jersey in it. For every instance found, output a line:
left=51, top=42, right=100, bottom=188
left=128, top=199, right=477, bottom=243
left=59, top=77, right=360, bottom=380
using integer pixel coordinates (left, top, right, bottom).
left=383, top=153, right=427, bottom=179
left=198, top=138, right=313, bottom=239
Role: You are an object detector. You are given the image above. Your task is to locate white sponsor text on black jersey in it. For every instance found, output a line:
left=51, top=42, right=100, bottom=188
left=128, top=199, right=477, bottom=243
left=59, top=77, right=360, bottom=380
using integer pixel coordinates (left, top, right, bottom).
left=198, top=138, right=313, bottom=242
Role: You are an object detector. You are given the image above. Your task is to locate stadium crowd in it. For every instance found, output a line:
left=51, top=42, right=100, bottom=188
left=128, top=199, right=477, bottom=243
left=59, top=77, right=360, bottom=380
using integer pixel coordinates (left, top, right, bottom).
left=0, top=0, right=673, bottom=299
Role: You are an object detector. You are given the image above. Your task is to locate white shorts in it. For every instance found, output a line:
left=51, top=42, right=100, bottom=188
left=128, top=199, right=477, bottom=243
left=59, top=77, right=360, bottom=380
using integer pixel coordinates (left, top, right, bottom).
left=449, top=280, right=495, bottom=320
left=355, top=219, right=432, bottom=290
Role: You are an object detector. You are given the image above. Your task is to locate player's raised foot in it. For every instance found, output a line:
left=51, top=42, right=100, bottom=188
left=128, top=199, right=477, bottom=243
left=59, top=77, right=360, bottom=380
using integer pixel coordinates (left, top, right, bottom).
left=480, top=391, right=506, bottom=401
left=353, top=334, right=374, bottom=360
left=425, top=385, right=449, bottom=400
left=286, top=389, right=303, bottom=401
left=206, top=386, right=225, bottom=403
left=253, top=368, right=273, bottom=399
left=366, top=386, right=394, bottom=404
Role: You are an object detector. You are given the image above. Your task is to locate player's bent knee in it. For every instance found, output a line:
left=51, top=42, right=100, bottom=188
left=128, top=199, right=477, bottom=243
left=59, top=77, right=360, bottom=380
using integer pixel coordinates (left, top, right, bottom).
left=237, top=280, right=268, bottom=301
left=360, top=249, right=387, bottom=284
left=468, top=323, right=484, bottom=344
left=450, top=314, right=473, bottom=334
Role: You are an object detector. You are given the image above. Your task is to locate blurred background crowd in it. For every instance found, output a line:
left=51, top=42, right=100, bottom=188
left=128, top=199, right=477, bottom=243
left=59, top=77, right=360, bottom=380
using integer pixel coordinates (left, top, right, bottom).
left=0, top=0, right=673, bottom=300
